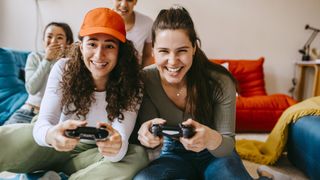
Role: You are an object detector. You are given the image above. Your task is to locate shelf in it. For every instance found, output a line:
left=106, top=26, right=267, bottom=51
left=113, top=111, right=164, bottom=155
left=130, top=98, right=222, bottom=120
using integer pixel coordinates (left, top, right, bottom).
left=296, top=59, right=320, bottom=65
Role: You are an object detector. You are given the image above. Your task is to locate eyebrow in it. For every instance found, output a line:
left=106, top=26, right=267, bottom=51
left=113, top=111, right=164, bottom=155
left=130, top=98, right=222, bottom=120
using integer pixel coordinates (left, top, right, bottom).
left=46, top=33, right=65, bottom=37
left=156, top=46, right=190, bottom=50
left=177, top=46, right=190, bottom=49
left=87, top=37, right=118, bottom=43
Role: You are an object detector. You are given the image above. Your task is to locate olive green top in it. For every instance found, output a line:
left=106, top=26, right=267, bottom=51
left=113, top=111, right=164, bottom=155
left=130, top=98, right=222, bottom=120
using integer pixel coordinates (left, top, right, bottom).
left=138, top=64, right=236, bottom=157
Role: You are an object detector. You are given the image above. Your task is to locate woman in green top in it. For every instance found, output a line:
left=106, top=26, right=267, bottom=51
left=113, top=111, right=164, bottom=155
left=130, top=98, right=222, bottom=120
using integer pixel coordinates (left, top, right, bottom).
left=133, top=5, right=253, bottom=180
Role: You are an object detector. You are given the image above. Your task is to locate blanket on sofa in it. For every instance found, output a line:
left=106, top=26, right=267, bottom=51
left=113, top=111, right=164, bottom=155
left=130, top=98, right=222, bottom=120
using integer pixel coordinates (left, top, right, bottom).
left=0, top=48, right=29, bottom=125
left=236, top=96, right=320, bottom=165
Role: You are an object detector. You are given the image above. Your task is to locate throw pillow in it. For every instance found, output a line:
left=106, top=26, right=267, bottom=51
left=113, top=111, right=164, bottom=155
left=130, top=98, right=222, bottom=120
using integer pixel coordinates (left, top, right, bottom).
left=211, top=57, right=266, bottom=97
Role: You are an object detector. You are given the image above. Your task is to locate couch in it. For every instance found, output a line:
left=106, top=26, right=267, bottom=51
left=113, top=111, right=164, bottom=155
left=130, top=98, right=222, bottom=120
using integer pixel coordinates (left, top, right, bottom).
left=0, top=48, right=30, bottom=125
left=288, top=115, right=320, bottom=180
left=212, top=57, right=297, bottom=132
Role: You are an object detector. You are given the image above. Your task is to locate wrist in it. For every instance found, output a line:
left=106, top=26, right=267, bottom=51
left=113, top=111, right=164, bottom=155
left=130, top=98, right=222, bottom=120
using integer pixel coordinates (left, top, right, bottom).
left=206, top=129, right=222, bottom=150
left=45, top=128, right=54, bottom=146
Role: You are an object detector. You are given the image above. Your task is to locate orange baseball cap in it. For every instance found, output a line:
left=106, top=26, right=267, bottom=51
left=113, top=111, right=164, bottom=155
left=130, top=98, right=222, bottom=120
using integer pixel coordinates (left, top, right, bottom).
left=79, top=7, right=126, bottom=43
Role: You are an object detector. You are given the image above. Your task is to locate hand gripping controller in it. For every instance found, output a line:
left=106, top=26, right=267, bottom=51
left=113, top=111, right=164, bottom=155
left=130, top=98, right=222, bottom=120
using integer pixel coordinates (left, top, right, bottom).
left=150, top=124, right=195, bottom=139
left=64, top=127, right=109, bottom=140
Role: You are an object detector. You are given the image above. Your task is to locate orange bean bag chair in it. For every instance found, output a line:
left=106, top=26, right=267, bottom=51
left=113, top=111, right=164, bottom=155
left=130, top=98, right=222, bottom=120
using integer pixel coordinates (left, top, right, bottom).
left=212, top=57, right=297, bottom=132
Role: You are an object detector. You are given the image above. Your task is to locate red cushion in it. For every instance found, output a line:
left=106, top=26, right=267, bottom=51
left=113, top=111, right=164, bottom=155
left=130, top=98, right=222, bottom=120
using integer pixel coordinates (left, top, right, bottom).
left=236, top=94, right=297, bottom=132
left=211, top=57, right=266, bottom=97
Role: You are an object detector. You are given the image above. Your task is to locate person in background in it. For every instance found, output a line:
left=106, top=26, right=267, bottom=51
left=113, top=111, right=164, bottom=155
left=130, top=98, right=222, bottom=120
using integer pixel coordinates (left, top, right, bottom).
left=133, top=5, right=276, bottom=180
left=112, top=0, right=153, bottom=67
left=0, top=7, right=148, bottom=180
left=4, top=22, right=73, bottom=125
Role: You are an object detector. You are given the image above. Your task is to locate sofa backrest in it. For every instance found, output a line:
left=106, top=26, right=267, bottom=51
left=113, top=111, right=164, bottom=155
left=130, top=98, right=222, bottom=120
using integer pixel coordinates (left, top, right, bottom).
left=0, top=48, right=30, bottom=124
left=211, top=57, right=267, bottom=97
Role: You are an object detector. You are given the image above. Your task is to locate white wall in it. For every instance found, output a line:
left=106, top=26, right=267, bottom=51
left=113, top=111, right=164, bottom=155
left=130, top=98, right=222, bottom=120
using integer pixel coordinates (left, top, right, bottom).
left=1, top=0, right=320, bottom=96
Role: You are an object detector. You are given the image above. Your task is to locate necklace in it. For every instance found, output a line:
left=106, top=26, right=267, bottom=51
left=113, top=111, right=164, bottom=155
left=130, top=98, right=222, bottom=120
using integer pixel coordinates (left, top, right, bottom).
left=176, top=88, right=184, bottom=97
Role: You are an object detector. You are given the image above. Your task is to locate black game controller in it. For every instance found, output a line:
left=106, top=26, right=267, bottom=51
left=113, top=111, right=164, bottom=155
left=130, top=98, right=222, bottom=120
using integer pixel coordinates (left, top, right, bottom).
left=64, top=127, right=109, bottom=140
left=150, top=124, right=195, bottom=139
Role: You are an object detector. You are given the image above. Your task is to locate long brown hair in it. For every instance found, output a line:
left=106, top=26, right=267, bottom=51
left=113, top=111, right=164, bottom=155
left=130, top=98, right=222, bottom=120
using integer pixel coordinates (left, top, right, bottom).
left=152, top=5, right=236, bottom=126
left=60, top=38, right=143, bottom=122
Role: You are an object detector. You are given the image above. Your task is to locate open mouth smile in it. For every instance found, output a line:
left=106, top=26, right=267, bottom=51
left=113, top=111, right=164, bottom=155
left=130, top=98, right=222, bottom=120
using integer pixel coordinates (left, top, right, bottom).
left=166, top=67, right=182, bottom=72
left=91, top=60, right=108, bottom=68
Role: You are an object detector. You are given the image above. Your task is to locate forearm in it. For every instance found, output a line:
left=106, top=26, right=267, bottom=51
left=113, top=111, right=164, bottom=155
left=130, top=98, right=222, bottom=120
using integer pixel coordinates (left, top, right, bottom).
left=32, top=60, right=64, bottom=146
left=208, top=133, right=235, bottom=157
left=33, top=121, right=54, bottom=147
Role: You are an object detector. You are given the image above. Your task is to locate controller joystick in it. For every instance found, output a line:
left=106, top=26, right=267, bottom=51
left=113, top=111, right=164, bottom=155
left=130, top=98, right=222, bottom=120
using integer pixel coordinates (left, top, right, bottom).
left=150, top=124, right=162, bottom=137
left=179, top=124, right=195, bottom=138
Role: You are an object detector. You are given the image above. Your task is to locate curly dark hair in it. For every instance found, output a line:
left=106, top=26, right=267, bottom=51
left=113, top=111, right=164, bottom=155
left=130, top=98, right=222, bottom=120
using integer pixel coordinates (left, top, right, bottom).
left=60, top=38, right=143, bottom=122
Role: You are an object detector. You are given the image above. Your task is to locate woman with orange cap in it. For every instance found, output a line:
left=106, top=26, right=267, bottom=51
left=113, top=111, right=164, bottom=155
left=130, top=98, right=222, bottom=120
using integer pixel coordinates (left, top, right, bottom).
left=0, top=7, right=148, bottom=179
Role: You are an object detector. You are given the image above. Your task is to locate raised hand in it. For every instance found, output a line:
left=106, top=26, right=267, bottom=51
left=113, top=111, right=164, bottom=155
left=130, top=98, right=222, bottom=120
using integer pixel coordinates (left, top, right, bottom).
left=45, top=43, right=65, bottom=61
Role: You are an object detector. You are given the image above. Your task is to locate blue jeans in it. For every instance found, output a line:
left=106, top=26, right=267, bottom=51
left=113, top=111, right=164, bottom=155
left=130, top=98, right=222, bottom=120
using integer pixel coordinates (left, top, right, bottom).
left=4, top=108, right=36, bottom=125
left=134, top=137, right=252, bottom=180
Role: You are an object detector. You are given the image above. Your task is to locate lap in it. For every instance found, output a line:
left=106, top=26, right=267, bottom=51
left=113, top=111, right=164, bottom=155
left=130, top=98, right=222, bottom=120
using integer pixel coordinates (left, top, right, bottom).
left=134, top=153, right=198, bottom=180
left=0, top=124, right=72, bottom=173
left=204, top=151, right=252, bottom=180
left=135, top=150, right=251, bottom=180
left=4, top=109, right=35, bottom=125
left=0, top=125, right=149, bottom=179
left=69, top=144, right=149, bottom=180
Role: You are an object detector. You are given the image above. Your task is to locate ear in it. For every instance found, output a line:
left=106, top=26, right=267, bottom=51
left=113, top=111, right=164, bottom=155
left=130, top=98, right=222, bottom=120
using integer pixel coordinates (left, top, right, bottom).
left=192, top=45, right=196, bottom=56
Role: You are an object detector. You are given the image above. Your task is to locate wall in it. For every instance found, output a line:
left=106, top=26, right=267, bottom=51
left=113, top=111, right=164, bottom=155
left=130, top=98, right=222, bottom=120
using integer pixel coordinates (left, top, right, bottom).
left=1, top=0, right=320, bottom=97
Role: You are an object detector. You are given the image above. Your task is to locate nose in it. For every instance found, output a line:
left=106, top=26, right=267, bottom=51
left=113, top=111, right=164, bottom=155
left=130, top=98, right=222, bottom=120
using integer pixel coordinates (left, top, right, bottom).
left=94, top=46, right=106, bottom=60
left=119, top=0, right=128, bottom=7
left=168, top=53, right=178, bottom=65
left=50, top=37, right=58, bottom=44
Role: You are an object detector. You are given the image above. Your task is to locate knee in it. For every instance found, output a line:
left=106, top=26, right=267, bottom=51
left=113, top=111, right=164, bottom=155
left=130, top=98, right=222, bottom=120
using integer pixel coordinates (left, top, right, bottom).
left=205, top=155, right=251, bottom=179
left=133, top=170, right=150, bottom=180
left=134, top=163, right=197, bottom=180
left=133, top=168, right=179, bottom=180
left=128, top=145, right=149, bottom=169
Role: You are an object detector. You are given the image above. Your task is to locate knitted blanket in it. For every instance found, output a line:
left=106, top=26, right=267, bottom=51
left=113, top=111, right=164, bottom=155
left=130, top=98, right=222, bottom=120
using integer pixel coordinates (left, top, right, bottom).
left=236, top=96, right=320, bottom=165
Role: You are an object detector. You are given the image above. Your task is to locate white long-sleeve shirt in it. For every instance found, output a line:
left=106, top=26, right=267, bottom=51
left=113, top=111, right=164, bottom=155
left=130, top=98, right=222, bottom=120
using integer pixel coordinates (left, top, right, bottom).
left=33, top=58, right=139, bottom=162
left=24, top=52, right=56, bottom=107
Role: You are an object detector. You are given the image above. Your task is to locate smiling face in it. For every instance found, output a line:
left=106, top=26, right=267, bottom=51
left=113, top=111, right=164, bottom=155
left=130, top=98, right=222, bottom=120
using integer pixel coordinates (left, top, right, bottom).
left=112, top=0, right=137, bottom=19
left=153, top=29, right=196, bottom=86
left=80, top=33, right=119, bottom=84
left=43, top=25, right=68, bottom=48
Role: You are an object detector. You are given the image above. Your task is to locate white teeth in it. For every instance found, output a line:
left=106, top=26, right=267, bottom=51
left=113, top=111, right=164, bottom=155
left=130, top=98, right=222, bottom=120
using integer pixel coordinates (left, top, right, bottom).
left=120, top=10, right=128, bottom=13
left=167, top=67, right=181, bottom=72
left=91, top=61, right=107, bottom=67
